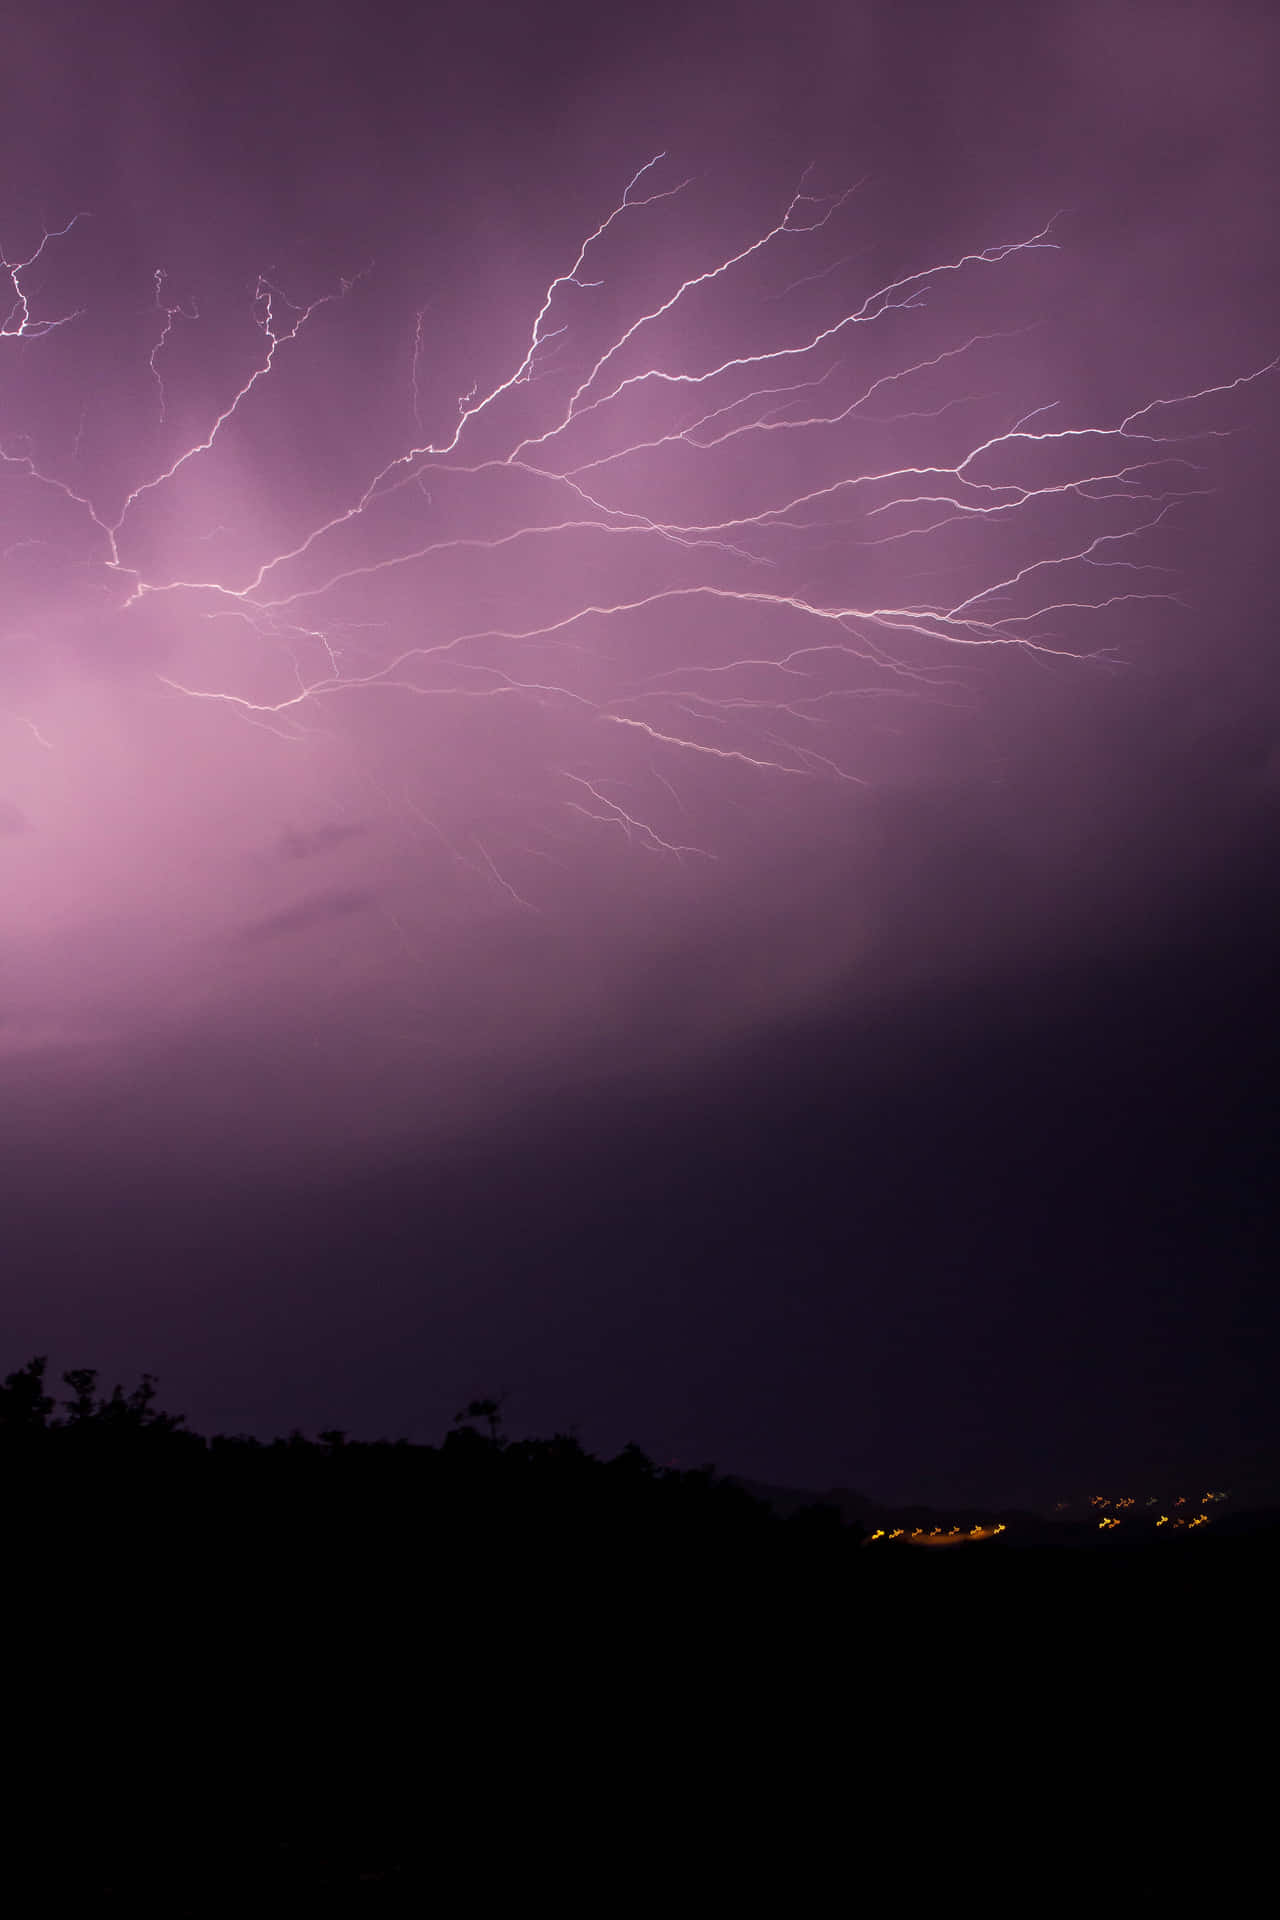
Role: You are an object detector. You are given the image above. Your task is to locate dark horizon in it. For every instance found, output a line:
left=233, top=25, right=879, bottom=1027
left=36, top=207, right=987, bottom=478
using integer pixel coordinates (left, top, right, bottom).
left=4, top=1, right=1278, bottom=1516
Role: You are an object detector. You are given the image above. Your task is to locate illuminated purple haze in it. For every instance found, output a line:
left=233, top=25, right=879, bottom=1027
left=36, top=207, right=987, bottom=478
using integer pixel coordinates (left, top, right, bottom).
left=4, top=153, right=1271, bottom=1162
left=3, top=1, right=1278, bottom=1500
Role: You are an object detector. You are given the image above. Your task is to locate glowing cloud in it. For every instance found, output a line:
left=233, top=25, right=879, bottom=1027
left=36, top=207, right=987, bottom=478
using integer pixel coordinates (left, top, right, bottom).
left=1, top=161, right=1273, bottom=1148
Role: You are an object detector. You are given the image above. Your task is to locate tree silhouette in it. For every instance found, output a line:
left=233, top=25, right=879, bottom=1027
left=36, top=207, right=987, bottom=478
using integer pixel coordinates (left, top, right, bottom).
left=61, top=1368, right=99, bottom=1423
left=93, top=1372, right=188, bottom=1435
left=452, top=1395, right=506, bottom=1446
left=0, top=1354, right=55, bottom=1431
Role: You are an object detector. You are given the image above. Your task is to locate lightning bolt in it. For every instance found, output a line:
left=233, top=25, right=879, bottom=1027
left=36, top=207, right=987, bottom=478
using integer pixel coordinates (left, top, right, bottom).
left=3, top=163, right=1274, bottom=905
left=147, top=269, right=199, bottom=423
left=2, top=213, right=88, bottom=341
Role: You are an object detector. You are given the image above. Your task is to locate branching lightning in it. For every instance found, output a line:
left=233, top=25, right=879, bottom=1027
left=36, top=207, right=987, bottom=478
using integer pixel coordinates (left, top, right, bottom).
left=2, top=164, right=1274, bottom=906
left=2, top=213, right=88, bottom=342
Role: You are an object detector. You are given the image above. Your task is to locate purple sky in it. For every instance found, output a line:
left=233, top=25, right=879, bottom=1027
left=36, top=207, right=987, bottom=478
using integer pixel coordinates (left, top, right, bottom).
left=3, top=1, right=1278, bottom=1506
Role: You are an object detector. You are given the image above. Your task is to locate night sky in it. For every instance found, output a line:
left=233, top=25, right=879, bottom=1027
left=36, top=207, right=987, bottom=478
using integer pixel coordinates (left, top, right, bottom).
left=3, top=1, right=1277, bottom=1509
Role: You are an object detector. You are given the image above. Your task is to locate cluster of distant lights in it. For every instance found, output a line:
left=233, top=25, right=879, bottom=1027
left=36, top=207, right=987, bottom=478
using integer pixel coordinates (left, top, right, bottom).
left=1097, top=1514, right=1211, bottom=1530
left=866, top=1524, right=1006, bottom=1545
left=1068, top=1491, right=1230, bottom=1532
left=863, top=1492, right=1231, bottom=1544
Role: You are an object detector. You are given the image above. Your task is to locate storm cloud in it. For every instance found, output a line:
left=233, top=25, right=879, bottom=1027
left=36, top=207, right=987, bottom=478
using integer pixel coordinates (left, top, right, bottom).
left=2, top=0, right=1276, bottom=1503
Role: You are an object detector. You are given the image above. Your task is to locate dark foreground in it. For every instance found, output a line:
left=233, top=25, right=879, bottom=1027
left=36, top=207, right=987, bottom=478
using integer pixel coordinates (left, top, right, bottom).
left=5, top=1358, right=1272, bottom=1910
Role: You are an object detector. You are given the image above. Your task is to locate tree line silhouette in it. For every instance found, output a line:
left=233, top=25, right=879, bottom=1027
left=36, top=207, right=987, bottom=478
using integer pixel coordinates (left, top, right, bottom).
left=0, top=1355, right=865, bottom=1582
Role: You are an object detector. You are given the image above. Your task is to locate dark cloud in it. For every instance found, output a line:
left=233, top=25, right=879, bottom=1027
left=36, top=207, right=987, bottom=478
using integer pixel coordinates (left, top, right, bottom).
left=237, top=889, right=376, bottom=943
left=277, top=822, right=369, bottom=862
